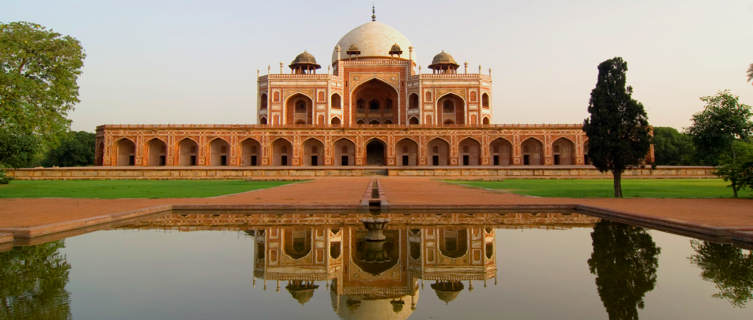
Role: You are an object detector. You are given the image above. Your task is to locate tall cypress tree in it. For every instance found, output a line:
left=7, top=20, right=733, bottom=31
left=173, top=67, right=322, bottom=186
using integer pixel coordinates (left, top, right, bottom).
left=583, top=57, right=651, bottom=198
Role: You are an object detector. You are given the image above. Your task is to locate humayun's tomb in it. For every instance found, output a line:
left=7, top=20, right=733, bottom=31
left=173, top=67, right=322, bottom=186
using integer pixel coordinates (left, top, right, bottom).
left=94, top=14, right=649, bottom=170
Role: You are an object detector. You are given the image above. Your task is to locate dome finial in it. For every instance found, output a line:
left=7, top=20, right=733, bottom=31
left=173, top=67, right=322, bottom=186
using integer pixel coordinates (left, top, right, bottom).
left=371, top=4, right=376, bottom=21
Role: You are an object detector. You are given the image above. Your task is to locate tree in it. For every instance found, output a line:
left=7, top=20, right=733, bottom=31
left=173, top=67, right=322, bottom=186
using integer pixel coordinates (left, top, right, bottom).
left=43, top=131, right=95, bottom=167
left=652, top=127, right=697, bottom=165
left=687, top=90, right=752, bottom=165
left=690, top=240, right=753, bottom=307
left=583, top=57, right=651, bottom=198
left=0, top=21, right=85, bottom=167
left=0, top=128, right=38, bottom=168
left=714, top=141, right=753, bottom=198
left=588, top=221, right=660, bottom=320
left=747, top=63, right=753, bottom=84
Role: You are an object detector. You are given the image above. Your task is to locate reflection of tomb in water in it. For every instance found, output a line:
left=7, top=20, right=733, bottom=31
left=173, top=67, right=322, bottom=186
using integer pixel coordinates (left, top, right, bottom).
left=110, top=211, right=599, bottom=317
left=409, top=226, right=497, bottom=305
left=250, top=222, right=499, bottom=317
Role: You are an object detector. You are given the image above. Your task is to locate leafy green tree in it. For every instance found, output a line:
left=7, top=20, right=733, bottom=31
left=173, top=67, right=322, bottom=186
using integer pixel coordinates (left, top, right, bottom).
left=589, top=221, right=661, bottom=320
left=652, top=127, right=697, bottom=165
left=0, top=21, right=85, bottom=167
left=0, top=128, right=39, bottom=168
left=0, top=241, right=72, bottom=319
left=583, top=57, right=651, bottom=198
left=687, top=90, right=752, bottom=165
left=714, top=141, right=753, bottom=198
left=43, top=131, right=95, bottom=167
left=690, top=240, right=753, bottom=307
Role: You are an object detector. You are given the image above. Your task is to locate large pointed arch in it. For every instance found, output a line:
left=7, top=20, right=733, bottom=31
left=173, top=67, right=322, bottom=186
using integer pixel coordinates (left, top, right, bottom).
left=552, top=137, right=576, bottom=165
left=115, top=138, right=135, bottom=166
left=437, top=93, right=465, bottom=125
left=178, top=138, right=198, bottom=166
left=364, top=137, right=387, bottom=166
left=285, top=93, right=313, bottom=125
left=209, top=138, right=230, bottom=166
left=146, top=138, right=167, bottom=166
left=395, top=138, right=419, bottom=166
left=427, top=138, right=450, bottom=166
left=240, top=138, right=262, bottom=166
left=458, top=137, right=481, bottom=166
left=302, top=138, right=325, bottom=166
left=272, top=138, right=293, bottom=166
left=490, top=138, right=513, bottom=166
left=521, top=137, right=544, bottom=165
left=351, top=78, right=399, bottom=125
left=334, top=138, right=356, bottom=166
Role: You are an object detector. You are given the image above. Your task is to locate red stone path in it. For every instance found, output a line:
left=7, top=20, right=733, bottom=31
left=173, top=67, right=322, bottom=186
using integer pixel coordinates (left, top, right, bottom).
left=1, top=177, right=751, bottom=243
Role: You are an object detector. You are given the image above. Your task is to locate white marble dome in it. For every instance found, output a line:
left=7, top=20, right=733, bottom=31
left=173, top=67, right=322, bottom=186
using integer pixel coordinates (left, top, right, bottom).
left=331, top=21, right=413, bottom=63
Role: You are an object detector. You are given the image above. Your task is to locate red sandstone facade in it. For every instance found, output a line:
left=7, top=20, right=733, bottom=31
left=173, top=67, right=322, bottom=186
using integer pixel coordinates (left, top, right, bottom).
left=96, top=18, right=636, bottom=168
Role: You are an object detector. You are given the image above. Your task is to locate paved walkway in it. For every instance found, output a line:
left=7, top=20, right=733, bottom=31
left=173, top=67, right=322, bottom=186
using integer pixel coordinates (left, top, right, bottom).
left=0, top=177, right=371, bottom=228
left=0, top=176, right=751, bottom=240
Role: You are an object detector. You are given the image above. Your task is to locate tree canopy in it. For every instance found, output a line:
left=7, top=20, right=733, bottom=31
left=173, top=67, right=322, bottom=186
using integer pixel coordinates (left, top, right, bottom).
left=43, top=131, right=95, bottom=167
left=0, top=21, right=85, bottom=167
left=583, top=57, right=651, bottom=197
left=687, top=90, right=752, bottom=165
left=652, top=127, right=697, bottom=165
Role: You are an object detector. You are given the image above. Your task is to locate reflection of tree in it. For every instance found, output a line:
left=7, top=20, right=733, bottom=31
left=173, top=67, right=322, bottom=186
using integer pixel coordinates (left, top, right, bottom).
left=588, top=221, right=660, bottom=320
left=0, top=241, right=72, bottom=319
left=689, top=240, right=753, bottom=307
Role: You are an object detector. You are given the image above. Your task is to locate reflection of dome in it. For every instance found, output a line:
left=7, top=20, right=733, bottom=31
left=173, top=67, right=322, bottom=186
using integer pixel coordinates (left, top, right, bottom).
left=286, top=281, right=319, bottom=305
left=333, top=292, right=419, bottom=320
left=431, top=281, right=464, bottom=304
left=332, top=21, right=413, bottom=63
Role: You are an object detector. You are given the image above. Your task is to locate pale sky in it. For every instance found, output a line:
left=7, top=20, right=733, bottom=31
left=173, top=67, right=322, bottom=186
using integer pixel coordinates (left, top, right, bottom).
left=3, top=0, right=752, bottom=132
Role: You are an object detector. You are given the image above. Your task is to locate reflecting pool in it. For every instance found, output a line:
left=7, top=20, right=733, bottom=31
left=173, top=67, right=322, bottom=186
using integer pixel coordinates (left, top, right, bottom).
left=1, top=211, right=752, bottom=319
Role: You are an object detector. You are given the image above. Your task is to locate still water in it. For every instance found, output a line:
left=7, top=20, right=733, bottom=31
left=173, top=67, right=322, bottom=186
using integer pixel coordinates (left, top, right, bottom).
left=1, top=211, right=752, bottom=319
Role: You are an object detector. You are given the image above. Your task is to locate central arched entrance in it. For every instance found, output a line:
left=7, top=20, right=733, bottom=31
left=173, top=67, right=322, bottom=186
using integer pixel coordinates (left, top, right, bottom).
left=365, top=139, right=386, bottom=166
left=351, top=79, right=398, bottom=125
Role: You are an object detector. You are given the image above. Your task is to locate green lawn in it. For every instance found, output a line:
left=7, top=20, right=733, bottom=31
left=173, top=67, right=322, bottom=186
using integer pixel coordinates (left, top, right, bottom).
left=0, top=180, right=297, bottom=199
left=446, top=179, right=753, bottom=199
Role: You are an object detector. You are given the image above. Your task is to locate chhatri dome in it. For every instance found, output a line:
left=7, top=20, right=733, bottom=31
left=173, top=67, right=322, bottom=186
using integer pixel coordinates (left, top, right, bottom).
left=331, top=19, right=413, bottom=63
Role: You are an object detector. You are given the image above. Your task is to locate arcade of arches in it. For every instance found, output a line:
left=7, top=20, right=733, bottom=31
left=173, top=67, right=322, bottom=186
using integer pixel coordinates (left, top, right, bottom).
left=98, top=125, right=602, bottom=167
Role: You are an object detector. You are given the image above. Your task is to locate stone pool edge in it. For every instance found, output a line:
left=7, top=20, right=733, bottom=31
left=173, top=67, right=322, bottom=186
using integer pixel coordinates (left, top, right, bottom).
left=1, top=203, right=751, bottom=249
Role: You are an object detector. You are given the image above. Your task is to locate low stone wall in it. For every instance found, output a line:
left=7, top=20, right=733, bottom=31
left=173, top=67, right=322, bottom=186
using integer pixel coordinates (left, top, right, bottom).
left=388, top=166, right=716, bottom=178
left=6, top=166, right=716, bottom=180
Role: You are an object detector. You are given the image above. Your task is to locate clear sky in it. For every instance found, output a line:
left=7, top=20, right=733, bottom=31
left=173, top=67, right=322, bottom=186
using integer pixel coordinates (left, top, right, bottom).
left=3, top=0, right=752, bottom=132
